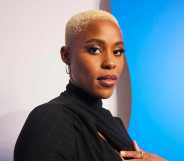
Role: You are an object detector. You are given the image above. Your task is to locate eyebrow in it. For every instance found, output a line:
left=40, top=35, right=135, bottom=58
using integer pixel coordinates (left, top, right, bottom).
left=85, top=39, right=105, bottom=45
left=85, top=38, right=124, bottom=46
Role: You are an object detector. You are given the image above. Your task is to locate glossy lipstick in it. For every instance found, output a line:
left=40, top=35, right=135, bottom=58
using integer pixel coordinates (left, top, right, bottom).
left=97, top=75, right=117, bottom=87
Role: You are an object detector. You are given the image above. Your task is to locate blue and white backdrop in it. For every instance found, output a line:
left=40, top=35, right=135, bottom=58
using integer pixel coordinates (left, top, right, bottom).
left=1, top=0, right=183, bottom=161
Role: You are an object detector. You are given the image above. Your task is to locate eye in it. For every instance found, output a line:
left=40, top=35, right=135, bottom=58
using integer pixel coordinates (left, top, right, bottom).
left=113, top=48, right=125, bottom=56
left=87, top=46, right=102, bottom=55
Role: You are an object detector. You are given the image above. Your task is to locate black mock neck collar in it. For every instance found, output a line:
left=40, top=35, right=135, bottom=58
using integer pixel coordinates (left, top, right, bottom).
left=64, top=82, right=102, bottom=109
left=58, top=82, right=134, bottom=152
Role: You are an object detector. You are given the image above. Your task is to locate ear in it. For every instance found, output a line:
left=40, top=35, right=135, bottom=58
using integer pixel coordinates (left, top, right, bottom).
left=60, top=46, right=70, bottom=65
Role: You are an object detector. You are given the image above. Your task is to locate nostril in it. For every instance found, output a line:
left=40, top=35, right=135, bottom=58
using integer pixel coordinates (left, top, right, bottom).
left=102, top=62, right=116, bottom=69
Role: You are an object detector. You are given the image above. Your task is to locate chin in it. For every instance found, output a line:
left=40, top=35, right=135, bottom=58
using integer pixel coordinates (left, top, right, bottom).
left=101, top=94, right=112, bottom=99
left=95, top=89, right=113, bottom=99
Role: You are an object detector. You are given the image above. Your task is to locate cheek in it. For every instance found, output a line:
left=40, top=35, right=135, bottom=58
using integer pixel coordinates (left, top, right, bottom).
left=117, top=57, right=125, bottom=75
left=71, top=54, right=100, bottom=81
left=79, top=57, right=100, bottom=78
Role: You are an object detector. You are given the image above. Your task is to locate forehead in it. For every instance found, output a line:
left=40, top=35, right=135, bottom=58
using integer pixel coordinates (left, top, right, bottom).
left=75, top=20, right=123, bottom=45
left=86, top=20, right=121, bottom=35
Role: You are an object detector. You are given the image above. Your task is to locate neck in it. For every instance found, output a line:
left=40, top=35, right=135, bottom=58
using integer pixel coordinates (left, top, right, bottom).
left=65, top=81, right=102, bottom=109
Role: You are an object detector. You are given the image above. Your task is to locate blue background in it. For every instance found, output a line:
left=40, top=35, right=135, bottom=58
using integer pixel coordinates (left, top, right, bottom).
left=112, top=1, right=184, bottom=160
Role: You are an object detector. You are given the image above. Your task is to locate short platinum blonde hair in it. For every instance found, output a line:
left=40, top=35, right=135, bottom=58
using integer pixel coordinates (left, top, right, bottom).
left=65, top=10, right=120, bottom=46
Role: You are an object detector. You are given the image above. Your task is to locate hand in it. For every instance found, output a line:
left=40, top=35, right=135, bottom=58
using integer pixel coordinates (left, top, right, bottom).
left=119, top=141, right=168, bottom=161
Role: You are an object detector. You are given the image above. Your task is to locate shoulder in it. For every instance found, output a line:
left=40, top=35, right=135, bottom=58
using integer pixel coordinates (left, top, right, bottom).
left=30, top=98, right=74, bottom=125
left=23, top=97, right=77, bottom=141
left=14, top=97, right=77, bottom=161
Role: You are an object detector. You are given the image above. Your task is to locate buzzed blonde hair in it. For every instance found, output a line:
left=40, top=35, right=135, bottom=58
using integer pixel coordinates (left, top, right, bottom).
left=65, top=10, right=120, bottom=46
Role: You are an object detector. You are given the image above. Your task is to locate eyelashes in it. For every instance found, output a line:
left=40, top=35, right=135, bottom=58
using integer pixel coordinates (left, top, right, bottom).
left=87, top=46, right=102, bottom=55
left=86, top=46, right=125, bottom=56
left=113, top=48, right=125, bottom=56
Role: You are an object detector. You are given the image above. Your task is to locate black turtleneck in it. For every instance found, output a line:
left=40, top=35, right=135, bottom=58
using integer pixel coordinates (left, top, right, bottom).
left=64, top=81, right=102, bottom=109
left=14, top=82, right=134, bottom=161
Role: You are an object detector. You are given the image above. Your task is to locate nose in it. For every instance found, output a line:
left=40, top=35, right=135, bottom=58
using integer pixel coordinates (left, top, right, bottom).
left=101, top=54, right=116, bottom=70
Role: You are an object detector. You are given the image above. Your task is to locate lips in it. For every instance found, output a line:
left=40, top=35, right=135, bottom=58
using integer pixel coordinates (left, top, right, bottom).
left=97, top=75, right=118, bottom=87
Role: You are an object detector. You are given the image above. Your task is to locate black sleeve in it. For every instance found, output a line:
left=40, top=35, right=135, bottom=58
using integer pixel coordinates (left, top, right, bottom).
left=14, top=103, right=76, bottom=161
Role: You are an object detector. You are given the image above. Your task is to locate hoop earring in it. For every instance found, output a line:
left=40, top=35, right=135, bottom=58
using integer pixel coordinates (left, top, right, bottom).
left=65, top=65, right=70, bottom=74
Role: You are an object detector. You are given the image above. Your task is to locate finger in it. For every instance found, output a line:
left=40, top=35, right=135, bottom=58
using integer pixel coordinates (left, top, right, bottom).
left=120, top=155, right=125, bottom=161
left=123, top=159, right=142, bottom=161
left=120, top=151, right=144, bottom=159
left=124, top=159, right=142, bottom=161
left=132, top=140, right=141, bottom=151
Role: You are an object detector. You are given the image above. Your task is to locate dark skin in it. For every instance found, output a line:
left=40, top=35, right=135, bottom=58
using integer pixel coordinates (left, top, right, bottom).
left=61, top=19, right=168, bottom=161
left=61, top=19, right=124, bottom=99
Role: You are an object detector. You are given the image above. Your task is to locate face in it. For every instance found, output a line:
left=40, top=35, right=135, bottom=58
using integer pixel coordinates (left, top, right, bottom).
left=63, top=20, right=125, bottom=99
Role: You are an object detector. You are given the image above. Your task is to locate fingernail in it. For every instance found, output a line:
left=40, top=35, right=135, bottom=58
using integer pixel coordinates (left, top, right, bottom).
left=120, top=151, right=127, bottom=157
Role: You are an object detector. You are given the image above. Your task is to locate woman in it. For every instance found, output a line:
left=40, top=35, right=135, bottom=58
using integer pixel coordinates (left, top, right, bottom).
left=14, top=10, right=167, bottom=161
